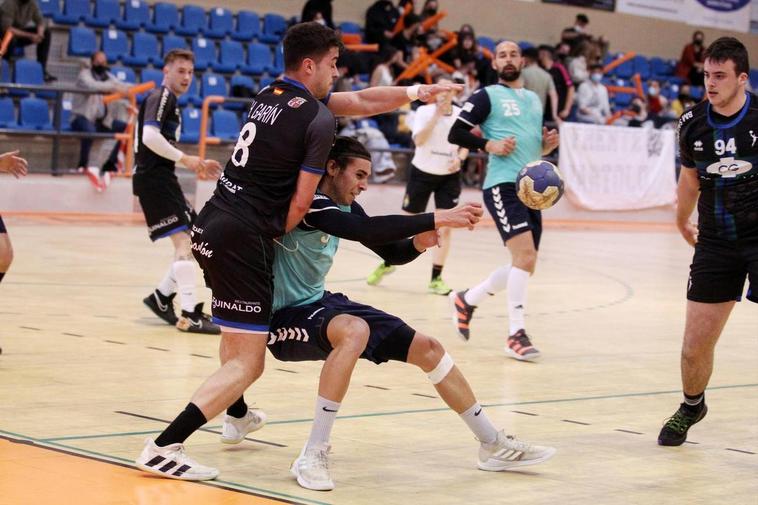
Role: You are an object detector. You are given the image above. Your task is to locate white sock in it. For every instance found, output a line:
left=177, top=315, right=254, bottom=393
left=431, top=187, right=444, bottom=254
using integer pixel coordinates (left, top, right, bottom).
left=307, top=396, right=340, bottom=449
left=507, top=267, right=530, bottom=335
left=460, top=403, right=498, bottom=444
left=156, top=265, right=176, bottom=297
left=464, top=264, right=511, bottom=306
left=172, top=260, right=197, bottom=313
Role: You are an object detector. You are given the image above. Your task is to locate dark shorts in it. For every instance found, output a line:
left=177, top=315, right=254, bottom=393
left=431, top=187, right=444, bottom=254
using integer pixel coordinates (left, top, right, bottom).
left=687, top=236, right=758, bottom=304
left=402, top=164, right=462, bottom=213
left=268, top=291, right=417, bottom=365
left=483, top=182, right=542, bottom=249
left=191, top=204, right=274, bottom=332
left=0, top=214, right=5, bottom=234
left=133, top=174, right=196, bottom=241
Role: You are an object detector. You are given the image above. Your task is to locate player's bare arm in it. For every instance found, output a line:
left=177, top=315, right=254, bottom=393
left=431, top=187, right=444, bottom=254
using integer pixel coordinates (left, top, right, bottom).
left=676, top=166, right=700, bottom=247
left=327, top=83, right=463, bottom=117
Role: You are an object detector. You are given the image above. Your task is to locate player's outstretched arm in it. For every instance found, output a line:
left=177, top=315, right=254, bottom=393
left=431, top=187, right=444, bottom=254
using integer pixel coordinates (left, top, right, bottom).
left=327, top=83, right=462, bottom=117
left=676, top=166, right=700, bottom=247
left=0, top=151, right=28, bottom=178
left=433, top=203, right=483, bottom=231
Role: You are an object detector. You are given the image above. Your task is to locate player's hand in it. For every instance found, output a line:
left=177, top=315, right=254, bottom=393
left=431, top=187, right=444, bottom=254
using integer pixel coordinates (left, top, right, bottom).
left=434, top=203, right=483, bottom=230
left=180, top=154, right=206, bottom=174
left=417, top=83, right=464, bottom=103
left=542, top=127, right=559, bottom=153
left=485, top=137, right=516, bottom=156
left=413, top=230, right=440, bottom=251
left=0, top=151, right=28, bottom=178
left=446, top=158, right=461, bottom=173
left=677, top=220, right=698, bottom=247
left=199, top=159, right=222, bottom=179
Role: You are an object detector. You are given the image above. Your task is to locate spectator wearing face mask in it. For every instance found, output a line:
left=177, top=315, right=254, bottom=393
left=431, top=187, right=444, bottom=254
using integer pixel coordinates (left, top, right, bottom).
left=676, top=31, right=705, bottom=86
left=301, top=0, right=334, bottom=29
left=646, top=80, right=668, bottom=117
left=575, top=63, right=610, bottom=124
left=626, top=96, right=649, bottom=128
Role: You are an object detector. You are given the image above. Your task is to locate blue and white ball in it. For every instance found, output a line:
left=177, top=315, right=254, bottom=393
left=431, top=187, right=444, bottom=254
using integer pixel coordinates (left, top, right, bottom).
left=516, top=160, right=565, bottom=210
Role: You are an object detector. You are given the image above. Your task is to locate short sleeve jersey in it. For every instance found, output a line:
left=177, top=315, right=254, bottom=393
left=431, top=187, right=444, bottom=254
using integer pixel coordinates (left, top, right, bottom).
left=457, top=84, right=544, bottom=189
left=134, top=86, right=182, bottom=177
left=678, top=91, right=758, bottom=241
left=209, top=77, right=336, bottom=238
left=410, top=103, right=461, bottom=175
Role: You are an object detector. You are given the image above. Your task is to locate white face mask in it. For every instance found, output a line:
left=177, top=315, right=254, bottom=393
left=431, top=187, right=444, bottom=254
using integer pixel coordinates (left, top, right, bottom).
left=574, top=25, right=583, bottom=33
left=648, top=87, right=659, bottom=97
left=591, top=73, right=602, bottom=83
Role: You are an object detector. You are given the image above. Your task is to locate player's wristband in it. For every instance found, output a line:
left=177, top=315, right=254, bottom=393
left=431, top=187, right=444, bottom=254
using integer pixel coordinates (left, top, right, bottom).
left=406, top=85, right=420, bottom=101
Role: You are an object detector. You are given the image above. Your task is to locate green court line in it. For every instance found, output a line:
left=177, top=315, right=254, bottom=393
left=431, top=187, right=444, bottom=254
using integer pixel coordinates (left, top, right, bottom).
left=38, top=382, right=758, bottom=443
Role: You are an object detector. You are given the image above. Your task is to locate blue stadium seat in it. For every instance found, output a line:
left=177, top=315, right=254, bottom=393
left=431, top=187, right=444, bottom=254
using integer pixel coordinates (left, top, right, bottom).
left=339, top=21, right=361, bottom=34
left=177, top=77, right=201, bottom=106
left=58, top=98, right=73, bottom=131
left=68, top=26, right=97, bottom=57
left=145, top=2, right=178, bottom=33
left=633, top=55, right=651, bottom=80
left=202, top=72, right=227, bottom=98
left=213, top=40, right=244, bottom=73
left=12, top=59, right=53, bottom=98
left=123, top=31, right=159, bottom=67
left=0, top=60, right=11, bottom=85
left=162, top=34, right=188, bottom=59
left=102, top=29, right=129, bottom=63
left=19, top=97, right=52, bottom=130
left=259, top=76, right=274, bottom=89
left=228, top=74, right=255, bottom=110
left=268, top=43, right=283, bottom=76
left=180, top=107, right=201, bottom=143
left=53, top=0, right=90, bottom=24
left=477, top=36, right=495, bottom=53
left=38, top=0, right=61, bottom=18
left=614, top=59, right=635, bottom=80
left=175, top=5, right=207, bottom=37
left=86, top=0, right=120, bottom=27
left=614, top=92, right=633, bottom=108
left=0, top=97, right=16, bottom=128
left=110, top=65, right=136, bottom=84
left=207, top=7, right=234, bottom=39
left=137, top=67, right=164, bottom=103
left=232, top=11, right=261, bottom=41
left=750, top=69, right=758, bottom=90
left=690, top=86, right=705, bottom=101
left=212, top=109, right=240, bottom=141
left=259, top=13, right=286, bottom=44
left=650, top=57, right=674, bottom=79
left=191, top=37, right=216, bottom=71
left=117, top=0, right=150, bottom=30
left=518, top=41, right=534, bottom=51
left=243, top=42, right=273, bottom=76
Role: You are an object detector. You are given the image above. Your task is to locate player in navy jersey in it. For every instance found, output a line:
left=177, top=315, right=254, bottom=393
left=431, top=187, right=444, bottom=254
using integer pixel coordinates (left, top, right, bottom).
left=658, top=37, right=758, bottom=446
left=132, top=49, right=223, bottom=335
left=137, top=22, right=462, bottom=481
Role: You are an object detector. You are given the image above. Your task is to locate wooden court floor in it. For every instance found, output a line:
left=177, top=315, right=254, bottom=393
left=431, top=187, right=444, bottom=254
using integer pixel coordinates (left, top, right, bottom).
left=0, top=216, right=756, bottom=505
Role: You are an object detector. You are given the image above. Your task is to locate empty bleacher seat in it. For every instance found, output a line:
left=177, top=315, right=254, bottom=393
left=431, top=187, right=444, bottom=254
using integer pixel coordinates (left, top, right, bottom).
left=191, top=37, right=216, bottom=71
left=53, top=0, right=90, bottom=24
left=102, top=29, right=129, bottom=63
left=614, top=58, right=635, bottom=80
left=38, top=0, right=61, bottom=18
left=202, top=72, right=227, bottom=98
left=58, top=98, right=73, bottom=131
left=0, top=98, right=16, bottom=128
left=146, top=2, right=179, bottom=34
left=207, top=8, right=234, bottom=39
left=211, top=109, right=240, bottom=141
left=180, top=107, right=201, bottom=143
left=86, top=0, right=121, bottom=28
left=117, top=0, right=150, bottom=30
left=259, top=76, right=274, bottom=89
left=338, top=21, right=361, bottom=34
left=518, top=41, right=534, bottom=51
left=232, top=11, right=261, bottom=41
left=633, top=55, right=651, bottom=80
left=12, top=59, right=53, bottom=98
left=162, top=34, right=188, bottom=58
left=137, top=68, right=164, bottom=102
left=269, top=43, right=283, bottom=76
left=19, top=97, right=52, bottom=130
left=122, top=31, right=159, bottom=67
left=690, top=86, right=705, bottom=100
left=614, top=92, right=633, bottom=108
left=259, top=13, right=286, bottom=44
left=650, top=57, right=674, bottom=79
left=228, top=74, right=255, bottom=110
left=243, top=42, right=273, bottom=76
left=177, top=78, right=201, bottom=106
left=213, top=40, right=244, bottom=73
left=110, top=65, right=137, bottom=84
left=750, top=69, right=758, bottom=90
left=477, top=36, right=495, bottom=53
left=68, top=26, right=97, bottom=57
left=175, top=5, right=207, bottom=37
left=0, top=60, right=11, bottom=85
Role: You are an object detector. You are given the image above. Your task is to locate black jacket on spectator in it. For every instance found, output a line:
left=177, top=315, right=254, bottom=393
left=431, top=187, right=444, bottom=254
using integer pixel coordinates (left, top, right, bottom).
left=365, top=0, right=398, bottom=45
left=301, top=0, right=334, bottom=29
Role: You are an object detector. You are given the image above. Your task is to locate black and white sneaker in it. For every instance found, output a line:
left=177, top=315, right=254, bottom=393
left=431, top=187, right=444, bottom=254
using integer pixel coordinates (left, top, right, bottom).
left=176, top=303, right=221, bottom=334
left=143, top=290, right=178, bottom=325
left=136, top=438, right=219, bottom=481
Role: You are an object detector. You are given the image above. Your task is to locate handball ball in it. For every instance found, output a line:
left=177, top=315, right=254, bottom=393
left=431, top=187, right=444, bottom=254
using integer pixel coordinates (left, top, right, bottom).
left=516, top=160, right=565, bottom=210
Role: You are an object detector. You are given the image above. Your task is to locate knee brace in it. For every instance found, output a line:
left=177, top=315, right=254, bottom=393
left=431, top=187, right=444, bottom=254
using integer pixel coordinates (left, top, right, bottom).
left=427, top=352, right=454, bottom=385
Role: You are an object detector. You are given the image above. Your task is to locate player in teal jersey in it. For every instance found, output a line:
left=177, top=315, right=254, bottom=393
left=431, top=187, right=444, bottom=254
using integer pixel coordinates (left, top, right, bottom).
left=222, top=137, right=555, bottom=491
left=448, top=41, right=559, bottom=362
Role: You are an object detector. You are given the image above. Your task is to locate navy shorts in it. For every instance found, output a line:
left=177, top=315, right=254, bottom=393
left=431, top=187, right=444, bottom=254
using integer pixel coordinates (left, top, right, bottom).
left=402, top=164, right=461, bottom=213
left=483, top=182, right=542, bottom=249
left=0, top=214, right=6, bottom=234
left=687, top=236, right=758, bottom=304
left=133, top=174, right=196, bottom=241
left=192, top=204, right=274, bottom=333
left=268, top=291, right=417, bottom=364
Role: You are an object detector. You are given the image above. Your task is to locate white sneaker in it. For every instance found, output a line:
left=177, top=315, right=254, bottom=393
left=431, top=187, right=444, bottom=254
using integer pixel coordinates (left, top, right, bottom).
left=220, top=408, right=267, bottom=444
left=135, top=438, right=219, bottom=481
left=290, top=443, right=334, bottom=491
left=478, top=430, right=556, bottom=471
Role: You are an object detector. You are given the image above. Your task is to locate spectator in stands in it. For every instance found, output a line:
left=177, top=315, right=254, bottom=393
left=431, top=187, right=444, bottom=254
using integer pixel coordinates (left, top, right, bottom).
left=568, top=41, right=591, bottom=86
left=538, top=44, right=575, bottom=123
left=521, top=47, right=559, bottom=124
left=301, top=0, right=334, bottom=28
left=626, top=96, right=649, bottom=128
left=676, top=31, right=705, bottom=86
left=71, top=51, right=130, bottom=189
left=369, top=47, right=410, bottom=146
left=561, top=13, right=590, bottom=51
left=420, top=0, right=438, bottom=21
left=450, top=33, right=478, bottom=74
left=576, top=63, right=610, bottom=124
left=365, top=0, right=399, bottom=48
left=646, top=79, right=668, bottom=117
left=671, top=84, right=696, bottom=117
left=391, top=12, right=421, bottom=62
left=0, top=0, right=55, bottom=81
left=458, top=23, right=475, bottom=39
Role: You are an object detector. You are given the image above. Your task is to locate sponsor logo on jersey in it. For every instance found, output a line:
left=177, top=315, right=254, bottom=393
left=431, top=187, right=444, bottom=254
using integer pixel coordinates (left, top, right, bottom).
left=191, top=240, right=213, bottom=258
left=705, top=157, right=753, bottom=178
left=156, top=88, right=170, bottom=121
left=694, top=140, right=703, bottom=152
left=212, top=297, right=263, bottom=313
left=147, top=215, right=179, bottom=233
left=219, top=174, right=243, bottom=194
left=513, top=222, right=528, bottom=230
left=288, top=96, right=307, bottom=108
left=462, top=102, right=474, bottom=112
left=313, top=194, right=330, bottom=201
left=267, top=326, right=311, bottom=345
left=750, top=130, right=757, bottom=147
left=678, top=110, right=693, bottom=129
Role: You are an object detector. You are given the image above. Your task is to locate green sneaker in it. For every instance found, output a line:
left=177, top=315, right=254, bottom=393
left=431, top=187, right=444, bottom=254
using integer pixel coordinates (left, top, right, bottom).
left=428, top=277, right=452, bottom=295
left=657, top=403, right=707, bottom=446
left=367, top=263, right=396, bottom=286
